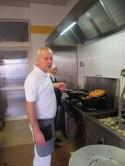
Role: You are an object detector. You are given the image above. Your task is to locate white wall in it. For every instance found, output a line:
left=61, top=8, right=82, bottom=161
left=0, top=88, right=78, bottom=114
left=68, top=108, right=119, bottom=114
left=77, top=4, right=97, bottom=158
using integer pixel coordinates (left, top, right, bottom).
left=77, top=30, right=125, bottom=92
left=0, top=6, right=29, bottom=19
left=30, top=3, right=66, bottom=66
left=30, top=0, right=78, bottom=67
left=65, top=0, right=79, bottom=14
left=0, top=0, right=78, bottom=69
left=30, top=4, right=66, bottom=26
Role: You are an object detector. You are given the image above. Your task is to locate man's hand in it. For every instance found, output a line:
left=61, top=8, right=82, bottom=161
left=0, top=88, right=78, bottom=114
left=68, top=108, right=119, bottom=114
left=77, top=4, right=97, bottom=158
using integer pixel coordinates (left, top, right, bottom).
left=54, top=82, right=66, bottom=92
left=33, top=129, right=46, bottom=145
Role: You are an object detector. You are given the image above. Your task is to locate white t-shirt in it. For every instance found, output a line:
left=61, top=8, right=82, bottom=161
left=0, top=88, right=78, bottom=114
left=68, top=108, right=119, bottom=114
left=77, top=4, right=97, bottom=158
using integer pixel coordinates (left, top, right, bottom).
left=47, top=73, right=57, bottom=82
left=24, top=66, right=57, bottom=119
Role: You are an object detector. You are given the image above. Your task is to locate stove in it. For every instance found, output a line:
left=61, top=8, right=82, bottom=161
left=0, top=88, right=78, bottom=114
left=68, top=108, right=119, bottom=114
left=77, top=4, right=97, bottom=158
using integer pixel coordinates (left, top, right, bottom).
left=64, top=77, right=119, bottom=143
left=65, top=98, right=118, bottom=115
left=75, top=100, right=114, bottom=111
left=66, top=76, right=119, bottom=115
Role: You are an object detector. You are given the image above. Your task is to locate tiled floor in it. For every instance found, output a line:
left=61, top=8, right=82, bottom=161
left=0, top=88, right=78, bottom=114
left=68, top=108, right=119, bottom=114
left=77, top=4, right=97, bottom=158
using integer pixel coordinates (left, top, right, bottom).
left=0, top=119, right=33, bottom=148
left=0, top=119, right=78, bottom=166
left=0, top=142, right=76, bottom=166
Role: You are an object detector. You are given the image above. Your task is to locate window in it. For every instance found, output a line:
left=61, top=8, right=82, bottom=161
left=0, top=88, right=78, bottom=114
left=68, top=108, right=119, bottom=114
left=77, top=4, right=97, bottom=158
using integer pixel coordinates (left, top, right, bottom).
left=0, top=21, right=29, bottom=42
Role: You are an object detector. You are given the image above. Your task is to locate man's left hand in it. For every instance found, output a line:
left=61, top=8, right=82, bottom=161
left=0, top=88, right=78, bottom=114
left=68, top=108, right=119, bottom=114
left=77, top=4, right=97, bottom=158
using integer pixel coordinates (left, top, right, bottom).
left=54, top=82, right=67, bottom=92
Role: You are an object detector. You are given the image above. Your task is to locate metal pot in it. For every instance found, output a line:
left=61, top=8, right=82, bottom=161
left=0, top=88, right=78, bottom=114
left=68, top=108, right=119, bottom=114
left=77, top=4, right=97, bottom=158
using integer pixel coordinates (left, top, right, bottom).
left=69, top=144, right=125, bottom=166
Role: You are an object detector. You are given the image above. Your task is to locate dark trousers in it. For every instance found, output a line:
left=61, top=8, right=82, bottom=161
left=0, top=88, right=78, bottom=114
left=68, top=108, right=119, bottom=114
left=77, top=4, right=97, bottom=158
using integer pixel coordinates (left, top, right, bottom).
left=55, top=104, right=65, bottom=135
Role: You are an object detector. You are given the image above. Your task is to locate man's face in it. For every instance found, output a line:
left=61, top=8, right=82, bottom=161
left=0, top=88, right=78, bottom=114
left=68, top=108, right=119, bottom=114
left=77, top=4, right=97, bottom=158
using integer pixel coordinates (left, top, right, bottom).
left=51, top=67, right=57, bottom=75
left=39, top=50, right=53, bottom=72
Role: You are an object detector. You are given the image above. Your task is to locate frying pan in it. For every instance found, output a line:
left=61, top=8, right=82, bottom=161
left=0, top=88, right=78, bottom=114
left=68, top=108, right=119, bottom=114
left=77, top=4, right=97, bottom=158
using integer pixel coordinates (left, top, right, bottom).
left=66, top=89, right=88, bottom=99
left=80, top=95, right=108, bottom=108
left=69, top=144, right=125, bottom=166
left=67, top=89, right=108, bottom=108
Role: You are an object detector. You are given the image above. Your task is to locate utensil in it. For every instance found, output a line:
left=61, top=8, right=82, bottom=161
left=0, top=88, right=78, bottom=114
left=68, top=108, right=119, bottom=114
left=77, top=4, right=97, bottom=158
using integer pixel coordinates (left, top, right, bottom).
left=66, top=89, right=88, bottom=95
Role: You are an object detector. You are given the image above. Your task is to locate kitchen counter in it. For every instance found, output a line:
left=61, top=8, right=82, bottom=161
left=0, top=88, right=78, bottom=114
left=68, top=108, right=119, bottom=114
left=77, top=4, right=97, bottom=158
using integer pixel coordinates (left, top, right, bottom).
left=64, top=98, right=118, bottom=117
left=85, top=113, right=125, bottom=149
left=63, top=99, right=125, bottom=149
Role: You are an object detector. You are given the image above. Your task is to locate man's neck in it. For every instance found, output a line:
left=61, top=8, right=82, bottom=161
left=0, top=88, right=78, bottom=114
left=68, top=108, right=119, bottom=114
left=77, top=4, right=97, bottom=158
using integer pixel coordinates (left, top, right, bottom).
left=35, top=64, right=47, bottom=73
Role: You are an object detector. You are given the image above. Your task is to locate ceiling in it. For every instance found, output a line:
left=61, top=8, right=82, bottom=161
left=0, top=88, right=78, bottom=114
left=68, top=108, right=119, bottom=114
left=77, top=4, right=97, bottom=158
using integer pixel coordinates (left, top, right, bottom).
left=0, top=0, right=69, bottom=7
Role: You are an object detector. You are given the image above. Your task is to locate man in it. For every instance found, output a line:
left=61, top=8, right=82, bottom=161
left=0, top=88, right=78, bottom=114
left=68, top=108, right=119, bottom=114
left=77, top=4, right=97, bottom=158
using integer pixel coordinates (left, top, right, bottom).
left=24, top=47, right=66, bottom=166
left=48, top=64, right=62, bottom=110
left=48, top=64, right=58, bottom=82
left=48, top=64, right=63, bottom=143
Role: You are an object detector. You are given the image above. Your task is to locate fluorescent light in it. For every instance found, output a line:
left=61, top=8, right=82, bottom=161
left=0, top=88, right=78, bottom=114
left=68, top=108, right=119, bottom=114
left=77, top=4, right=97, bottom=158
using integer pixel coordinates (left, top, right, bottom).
left=60, top=22, right=76, bottom=36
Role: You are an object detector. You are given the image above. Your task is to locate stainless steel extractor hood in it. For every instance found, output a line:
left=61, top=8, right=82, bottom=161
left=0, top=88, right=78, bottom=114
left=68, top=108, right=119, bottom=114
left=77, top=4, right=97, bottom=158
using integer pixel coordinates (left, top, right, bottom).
left=77, top=0, right=125, bottom=41
left=46, top=0, right=125, bottom=46
left=46, top=0, right=98, bottom=46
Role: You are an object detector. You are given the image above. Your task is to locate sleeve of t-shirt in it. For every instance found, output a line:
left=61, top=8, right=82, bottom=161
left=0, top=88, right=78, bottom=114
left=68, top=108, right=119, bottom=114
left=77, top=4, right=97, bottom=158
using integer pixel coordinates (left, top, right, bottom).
left=24, top=76, right=38, bottom=102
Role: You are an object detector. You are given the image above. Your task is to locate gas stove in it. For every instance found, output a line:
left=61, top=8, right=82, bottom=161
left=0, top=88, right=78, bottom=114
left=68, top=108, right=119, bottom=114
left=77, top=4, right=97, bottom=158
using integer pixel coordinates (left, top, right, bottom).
left=75, top=100, right=113, bottom=111
left=65, top=76, right=119, bottom=115
left=65, top=98, right=118, bottom=115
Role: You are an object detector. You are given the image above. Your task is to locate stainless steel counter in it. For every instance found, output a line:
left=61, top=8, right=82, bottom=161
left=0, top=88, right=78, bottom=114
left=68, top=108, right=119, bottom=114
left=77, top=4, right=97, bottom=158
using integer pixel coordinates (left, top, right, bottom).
left=63, top=99, right=125, bottom=149
left=85, top=114, right=125, bottom=149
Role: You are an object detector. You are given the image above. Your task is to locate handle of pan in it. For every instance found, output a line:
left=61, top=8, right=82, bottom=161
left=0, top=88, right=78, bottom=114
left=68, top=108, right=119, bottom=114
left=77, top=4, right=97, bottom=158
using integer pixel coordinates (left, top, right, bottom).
left=66, top=89, right=88, bottom=95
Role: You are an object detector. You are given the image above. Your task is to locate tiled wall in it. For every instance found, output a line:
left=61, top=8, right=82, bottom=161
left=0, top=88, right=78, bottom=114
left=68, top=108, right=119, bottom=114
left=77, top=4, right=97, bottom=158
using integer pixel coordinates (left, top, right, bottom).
left=77, top=30, right=125, bottom=91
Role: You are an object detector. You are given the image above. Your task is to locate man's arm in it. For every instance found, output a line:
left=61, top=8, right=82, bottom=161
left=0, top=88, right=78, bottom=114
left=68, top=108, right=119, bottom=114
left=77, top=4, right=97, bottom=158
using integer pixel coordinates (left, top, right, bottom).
left=26, top=101, right=45, bottom=145
left=53, top=82, right=66, bottom=92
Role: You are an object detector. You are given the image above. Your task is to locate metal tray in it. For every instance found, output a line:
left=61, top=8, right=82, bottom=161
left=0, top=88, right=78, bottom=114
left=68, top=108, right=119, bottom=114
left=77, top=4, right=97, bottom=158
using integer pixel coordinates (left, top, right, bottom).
left=69, top=145, right=125, bottom=166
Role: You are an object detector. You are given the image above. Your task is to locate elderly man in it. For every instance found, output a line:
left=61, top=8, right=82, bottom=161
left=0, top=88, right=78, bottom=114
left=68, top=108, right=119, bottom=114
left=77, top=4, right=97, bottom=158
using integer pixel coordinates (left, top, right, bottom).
left=24, top=47, right=66, bottom=166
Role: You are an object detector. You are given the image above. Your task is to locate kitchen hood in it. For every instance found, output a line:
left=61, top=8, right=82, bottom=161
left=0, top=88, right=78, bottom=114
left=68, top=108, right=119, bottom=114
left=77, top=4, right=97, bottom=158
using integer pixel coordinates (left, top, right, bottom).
left=46, top=0, right=125, bottom=46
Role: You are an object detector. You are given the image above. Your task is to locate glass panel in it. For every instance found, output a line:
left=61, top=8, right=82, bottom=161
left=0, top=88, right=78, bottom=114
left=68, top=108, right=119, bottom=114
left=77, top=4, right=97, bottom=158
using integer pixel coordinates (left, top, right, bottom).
left=102, top=0, right=125, bottom=27
left=0, top=50, right=28, bottom=87
left=0, top=22, right=29, bottom=42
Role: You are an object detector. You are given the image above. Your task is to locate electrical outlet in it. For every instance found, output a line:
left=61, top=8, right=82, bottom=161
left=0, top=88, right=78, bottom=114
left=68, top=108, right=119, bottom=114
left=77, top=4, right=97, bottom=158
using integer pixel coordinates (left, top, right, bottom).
left=80, top=61, right=85, bottom=67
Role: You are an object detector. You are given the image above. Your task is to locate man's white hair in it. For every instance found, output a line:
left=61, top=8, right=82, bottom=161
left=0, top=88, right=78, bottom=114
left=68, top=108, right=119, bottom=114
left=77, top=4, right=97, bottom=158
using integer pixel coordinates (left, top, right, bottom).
left=36, top=47, right=53, bottom=59
left=51, top=63, right=57, bottom=69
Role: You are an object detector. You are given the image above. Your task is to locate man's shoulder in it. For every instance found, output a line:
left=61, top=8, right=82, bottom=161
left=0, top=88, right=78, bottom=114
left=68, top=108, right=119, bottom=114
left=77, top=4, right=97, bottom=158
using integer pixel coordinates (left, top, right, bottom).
left=24, top=70, right=38, bottom=86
